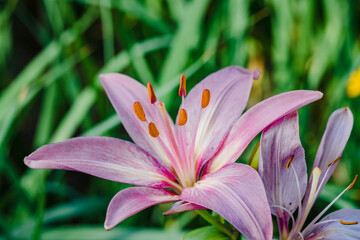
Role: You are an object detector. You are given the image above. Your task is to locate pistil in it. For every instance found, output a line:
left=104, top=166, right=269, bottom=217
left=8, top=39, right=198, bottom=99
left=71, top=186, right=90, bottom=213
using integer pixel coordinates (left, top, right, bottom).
left=295, top=167, right=322, bottom=233
left=301, top=174, right=358, bottom=235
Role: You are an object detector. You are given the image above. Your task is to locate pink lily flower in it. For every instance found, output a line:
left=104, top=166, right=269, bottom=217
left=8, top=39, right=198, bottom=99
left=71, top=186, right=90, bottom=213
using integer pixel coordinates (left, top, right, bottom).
left=258, top=108, right=359, bottom=239
left=24, top=66, right=322, bottom=240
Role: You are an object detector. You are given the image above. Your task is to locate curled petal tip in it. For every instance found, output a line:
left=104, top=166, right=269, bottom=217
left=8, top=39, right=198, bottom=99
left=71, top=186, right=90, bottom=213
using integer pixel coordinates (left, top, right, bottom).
left=342, top=107, right=351, bottom=112
left=162, top=210, right=171, bottom=216
left=104, top=223, right=112, bottom=231
left=98, top=74, right=107, bottom=82
left=24, top=156, right=33, bottom=167
left=252, top=68, right=261, bottom=80
left=316, top=91, right=324, bottom=98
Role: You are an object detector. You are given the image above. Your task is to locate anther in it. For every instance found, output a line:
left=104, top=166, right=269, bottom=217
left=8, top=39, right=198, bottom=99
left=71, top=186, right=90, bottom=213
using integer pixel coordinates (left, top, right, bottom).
left=328, top=156, right=341, bottom=167
left=148, top=122, right=159, bottom=137
left=286, top=155, right=295, bottom=169
left=179, top=74, right=187, bottom=97
left=178, top=108, right=187, bottom=126
left=340, top=220, right=358, bottom=225
left=347, top=175, right=358, bottom=191
left=133, top=102, right=146, bottom=121
left=201, top=89, right=210, bottom=108
left=147, top=82, right=157, bottom=104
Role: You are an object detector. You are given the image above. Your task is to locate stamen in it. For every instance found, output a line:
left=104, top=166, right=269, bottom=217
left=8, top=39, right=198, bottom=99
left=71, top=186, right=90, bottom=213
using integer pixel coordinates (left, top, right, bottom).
left=340, top=220, right=358, bottom=225
left=178, top=108, right=188, bottom=126
left=201, top=89, right=210, bottom=108
left=302, top=173, right=359, bottom=235
left=147, top=82, right=157, bottom=104
left=270, top=205, right=295, bottom=226
left=290, top=163, right=303, bottom=220
left=179, top=74, right=187, bottom=97
left=286, top=155, right=295, bottom=169
left=327, top=156, right=341, bottom=167
left=148, top=122, right=159, bottom=137
left=133, top=102, right=146, bottom=121
left=347, top=175, right=358, bottom=191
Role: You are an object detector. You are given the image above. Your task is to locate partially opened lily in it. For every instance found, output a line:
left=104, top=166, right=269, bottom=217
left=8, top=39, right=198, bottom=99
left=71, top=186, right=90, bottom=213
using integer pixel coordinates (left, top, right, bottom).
left=25, top=66, right=322, bottom=240
left=258, top=108, right=359, bottom=239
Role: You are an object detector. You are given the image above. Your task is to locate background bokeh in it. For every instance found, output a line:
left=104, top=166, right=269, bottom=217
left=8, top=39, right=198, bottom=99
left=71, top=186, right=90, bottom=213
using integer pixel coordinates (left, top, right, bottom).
left=1, top=0, right=359, bottom=239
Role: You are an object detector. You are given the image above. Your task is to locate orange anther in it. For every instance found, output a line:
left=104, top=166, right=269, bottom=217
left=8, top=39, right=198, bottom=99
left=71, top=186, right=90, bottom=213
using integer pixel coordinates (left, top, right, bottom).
left=148, top=122, right=159, bottom=137
left=328, top=156, right=341, bottom=167
left=347, top=175, right=358, bottom=191
left=147, top=82, right=157, bottom=104
left=178, top=108, right=187, bottom=126
left=340, top=220, right=358, bottom=225
left=201, top=89, right=210, bottom=108
left=179, top=74, right=187, bottom=97
left=286, top=155, right=295, bottom=169
left=133, top=102, right=146, bottom=121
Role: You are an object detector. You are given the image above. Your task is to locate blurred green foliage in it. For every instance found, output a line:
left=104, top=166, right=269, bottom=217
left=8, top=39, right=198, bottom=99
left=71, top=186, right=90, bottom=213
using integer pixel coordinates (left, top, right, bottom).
left=0, top=0, right=359, bottom=239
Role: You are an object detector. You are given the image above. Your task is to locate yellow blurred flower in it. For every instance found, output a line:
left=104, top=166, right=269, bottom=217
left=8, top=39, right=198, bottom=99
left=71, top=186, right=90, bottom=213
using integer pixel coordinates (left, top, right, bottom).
left=346, top=67, right=360, bottom=98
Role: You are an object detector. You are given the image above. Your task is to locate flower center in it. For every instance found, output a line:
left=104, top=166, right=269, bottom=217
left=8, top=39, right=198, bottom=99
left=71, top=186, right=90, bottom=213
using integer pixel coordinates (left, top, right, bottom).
left=131, top=76, right=211, bottom=189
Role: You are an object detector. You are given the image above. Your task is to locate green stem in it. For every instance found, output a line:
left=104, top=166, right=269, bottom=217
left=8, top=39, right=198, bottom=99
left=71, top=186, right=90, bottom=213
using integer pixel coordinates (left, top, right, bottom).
left=196, top=210, right=237, bottom=240
left=31, top=170, right=48, bottom=240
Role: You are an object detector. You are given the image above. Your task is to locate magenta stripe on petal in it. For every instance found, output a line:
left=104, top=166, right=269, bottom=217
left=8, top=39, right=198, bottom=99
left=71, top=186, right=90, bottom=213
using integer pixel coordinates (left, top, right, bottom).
left=163, top=200, right=205, bottom=215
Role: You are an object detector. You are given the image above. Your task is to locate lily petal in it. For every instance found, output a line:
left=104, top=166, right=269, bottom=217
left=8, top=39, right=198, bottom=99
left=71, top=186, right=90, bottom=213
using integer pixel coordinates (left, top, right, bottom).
left=24, top=137, right=176, bottom=188
left=176, top=66, right=255, bottom=175
left=100, top=73, right=176, bottom=168
left=105, top=187, right=179, bottom=230
left=300, top=108, right=354, bottom=216
left=163, top=200, right=205, bottom=215
left=303, top=209, right=360, bottom=240
left=259, top=112, right=307, bottom=223
left=208, top=90, right=323, bottom=173
left=180, top=163, right=273, bottom=240
left=312, top=108, right=353, bottom=196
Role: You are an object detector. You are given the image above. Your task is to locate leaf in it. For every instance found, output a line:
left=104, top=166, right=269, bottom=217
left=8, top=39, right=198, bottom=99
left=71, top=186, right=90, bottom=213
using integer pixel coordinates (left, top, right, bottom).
left=248, top=140, right=260, bottom=170
left=41, top=226, right=183, bottom=240
left=183, top=226, right=230, bottom=240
